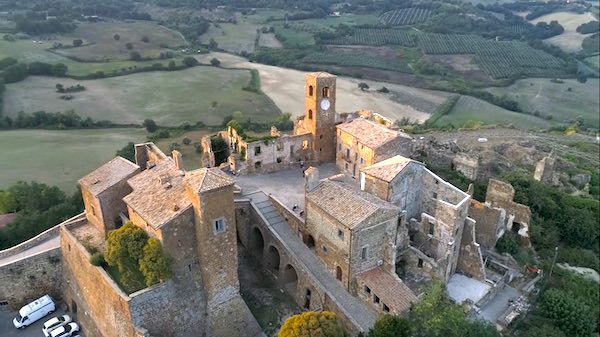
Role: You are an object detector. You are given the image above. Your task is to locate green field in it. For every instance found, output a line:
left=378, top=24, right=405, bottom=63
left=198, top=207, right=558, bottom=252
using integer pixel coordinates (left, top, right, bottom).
left=3, top=66, right=281, bottom=126
left=486, top=78, right=600, bottom=128
left=584, top=55, right=600, bottom=71
left=302, top=51, right=412, bottom=73
left=0, top=39, right=189, bottom=76
left=434, top=95, right=554, bottom=129
left=0, top=129, right=147, bottom=192
left=55, top=21, right=186, bottom=61
left=199, top=21, right=261, bottom=54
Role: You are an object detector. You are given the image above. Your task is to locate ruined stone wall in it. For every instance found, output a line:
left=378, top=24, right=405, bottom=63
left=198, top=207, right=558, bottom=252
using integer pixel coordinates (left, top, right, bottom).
left=374, top=137, right=412, bottom=163
left=305, top=198, right=352, bottom=289
left=397, top=247, right=437, bottom=278
left=456, top=218, right=486, bottom=280
left=237, top=134, right=313, bottom=174
left=485, top=179, right=531, bottom=227
left=0, top=248, right=62, bottom=310
left=469, top=200, right=506, bottom=250
left=452, top=155, right=478, bottom=181
left=61, top=224, right=138, bottom=337
left=336, top=129, right=375, bottom=178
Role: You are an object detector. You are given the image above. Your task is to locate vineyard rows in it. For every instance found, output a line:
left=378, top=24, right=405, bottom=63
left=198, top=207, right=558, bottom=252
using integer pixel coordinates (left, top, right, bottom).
left=509, top=23, right=532, bottom=34
left=323, top=29, right=416, bottom=46
left=302, top=52, right=412, bottom=73
left=417, top=33, right=565, bottom=78
left=379, top=8, right=433, bottom=26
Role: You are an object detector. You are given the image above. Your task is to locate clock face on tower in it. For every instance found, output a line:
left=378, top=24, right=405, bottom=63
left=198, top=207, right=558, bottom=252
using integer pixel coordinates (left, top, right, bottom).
left=320, top=99, right=331, bottom=111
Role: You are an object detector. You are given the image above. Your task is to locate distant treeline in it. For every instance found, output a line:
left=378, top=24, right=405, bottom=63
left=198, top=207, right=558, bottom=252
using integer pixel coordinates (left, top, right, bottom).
left=0, top=57, right=68, bottom=83
left=0, top=110, right=121, bottom=130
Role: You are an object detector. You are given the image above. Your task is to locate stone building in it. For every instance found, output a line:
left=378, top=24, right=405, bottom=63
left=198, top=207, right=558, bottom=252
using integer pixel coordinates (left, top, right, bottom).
left=336, top=118, right=413, bottom=178
left=303, top=167, right=417, bottom=315
left=69, top=143, right=262, bottom=337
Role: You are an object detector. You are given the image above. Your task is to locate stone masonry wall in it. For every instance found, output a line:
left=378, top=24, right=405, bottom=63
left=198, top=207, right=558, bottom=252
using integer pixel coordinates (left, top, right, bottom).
left=61, top=224, right=138, bottom=337
left=0, top=248, right=63, bottom=310
left=269, top=195, right=305, bottom=234
left=468, top=200, right=506, bottom=250
left=456, top=218, right=486, bottom=280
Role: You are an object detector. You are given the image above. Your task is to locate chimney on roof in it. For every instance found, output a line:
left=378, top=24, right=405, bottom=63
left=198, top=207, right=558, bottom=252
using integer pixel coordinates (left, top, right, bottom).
left=305, top=166, right=319, bottom=192
left=172, top=150, right=183, bottom=171
left=134, top=143, right=149, bottom=170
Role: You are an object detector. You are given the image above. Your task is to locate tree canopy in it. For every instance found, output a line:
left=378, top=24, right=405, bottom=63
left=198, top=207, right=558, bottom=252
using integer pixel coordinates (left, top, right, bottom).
left=278, top=311, right=347, bottom=337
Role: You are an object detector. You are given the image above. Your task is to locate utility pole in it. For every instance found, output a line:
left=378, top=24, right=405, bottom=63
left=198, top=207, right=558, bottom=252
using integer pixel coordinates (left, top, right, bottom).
left=548, top=246, right=559, bottom=278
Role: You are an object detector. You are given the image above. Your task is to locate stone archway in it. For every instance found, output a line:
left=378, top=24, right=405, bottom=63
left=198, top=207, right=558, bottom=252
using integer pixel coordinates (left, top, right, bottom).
left=283, top=264, right=299, bottom=293
left=250, top=227, right=265, bottom=254
left=336, top=266, right=343, bottom=282
left=266, top=245, right=281, bottom=271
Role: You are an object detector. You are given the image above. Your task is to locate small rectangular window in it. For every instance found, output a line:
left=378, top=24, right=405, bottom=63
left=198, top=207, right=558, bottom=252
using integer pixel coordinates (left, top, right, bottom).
left=322, top=245, right=328, bottom=253
left=90, top=205, right=96, bottom=216
left=255, top=146, right=261, bottom=155
left=418, top=258, right=423, bottom=268
left=337, top=229, right=344, bottom=240
left=276, top=142, right=284, bottom=151
left=302, top=140, right=309, bottom=150
left=276, top=157, right=283, bottom=164
left=432, top=192, right=437, bottom=199
left=374, top=295, right=380, bottom=304
left=383, top=304, right=390, bottom=312
left=361, top=246, right=367, bottom=260
left=364, top=285, right=371, bottom=294
left=338, top=143, right=341, bottom=151
left=214, top=218, right=225, bottom=234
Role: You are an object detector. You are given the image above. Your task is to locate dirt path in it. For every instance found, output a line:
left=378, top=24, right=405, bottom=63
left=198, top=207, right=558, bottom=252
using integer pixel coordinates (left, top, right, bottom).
left=197, top=52, right=447, bottom=123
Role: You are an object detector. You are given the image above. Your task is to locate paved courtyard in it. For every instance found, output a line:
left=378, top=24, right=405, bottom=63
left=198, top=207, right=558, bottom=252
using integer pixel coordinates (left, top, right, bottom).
left=476, top=285, right=520, bottom=323
left=235, top=163, right=339, bottom=210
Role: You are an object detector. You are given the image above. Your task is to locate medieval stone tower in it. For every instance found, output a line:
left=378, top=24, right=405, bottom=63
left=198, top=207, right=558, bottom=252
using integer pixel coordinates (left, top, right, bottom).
left=305, top=72, right=337, bottom=163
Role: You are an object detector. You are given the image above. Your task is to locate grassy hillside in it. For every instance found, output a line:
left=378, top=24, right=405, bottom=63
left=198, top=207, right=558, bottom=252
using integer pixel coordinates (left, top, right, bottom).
left=3, top=66, right=281, bottom=126
left=0, top=128, right=147, bottom=192
left=434, top=95, right=554, bottom=129
left=486, top=78, right=600, bottom=128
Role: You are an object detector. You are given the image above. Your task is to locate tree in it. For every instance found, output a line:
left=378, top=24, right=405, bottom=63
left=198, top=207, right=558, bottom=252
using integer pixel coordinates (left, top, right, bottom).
left=210, top=58, right=221, bottom=66
left=0, top=191, right=18, bottom=214
left=358, top=82, right=369, bottom=91
left=113, top=34, right=120, bottom=41
left=143, top=119, right=158, bottom=133
left=208, top=38, right=218, bottom=50
left=278, top=311, right=346, bottom=337
left=105, top=222, right=149, bottom=269
left=168, top=60, right=176, bottom=70
left=125, top=42, right=133, bottom=50
left=139, top=238, right=172, bottom=286
left=183, top=57, right=199, bottom=67
left=28, top=62, right=53, bottom=75
left=72, top=38, right=83, bottom=47
left=182, top=137, right=192, bottom=145
left=55, top=83, right=64, bottom=92
left=368, top=315, right=411, bottom=337
left=116, top=142, right=136, bottom=162
left=540, top=289, right=595, bottom=337
left=51, top=63, right=68, bottom=77
left=141, top=36, right=149, bottom=43
left=129, top=51, right=142, bottom=61
left=211, top=135, right=229, bottom=166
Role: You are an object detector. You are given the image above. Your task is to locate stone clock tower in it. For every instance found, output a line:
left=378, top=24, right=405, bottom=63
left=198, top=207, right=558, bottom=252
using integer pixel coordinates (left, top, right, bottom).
left=305, top=72, right=337, bottom=163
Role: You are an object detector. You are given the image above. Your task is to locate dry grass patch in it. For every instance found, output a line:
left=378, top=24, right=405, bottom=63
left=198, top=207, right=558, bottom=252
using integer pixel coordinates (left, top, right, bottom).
left=530, top=12, right=598, bottom=52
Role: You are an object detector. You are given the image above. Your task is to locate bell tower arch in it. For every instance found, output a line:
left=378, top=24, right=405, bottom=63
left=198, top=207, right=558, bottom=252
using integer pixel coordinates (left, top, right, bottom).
left=305, top=72, right=337, bottom=162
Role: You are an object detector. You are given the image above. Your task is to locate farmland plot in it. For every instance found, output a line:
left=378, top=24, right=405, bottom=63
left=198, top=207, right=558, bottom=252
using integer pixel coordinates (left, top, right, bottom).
left=380, top=8, right=433, bottom=26
left=323, top=29, right=416, bottom=46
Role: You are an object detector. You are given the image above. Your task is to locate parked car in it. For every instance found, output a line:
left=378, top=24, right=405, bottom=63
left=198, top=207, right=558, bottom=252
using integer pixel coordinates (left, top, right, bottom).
left=49, top=322, right=80, bottom=337
left=12, top=295, right=55, bottom=329
left=43, top=315, right=72, bottom=337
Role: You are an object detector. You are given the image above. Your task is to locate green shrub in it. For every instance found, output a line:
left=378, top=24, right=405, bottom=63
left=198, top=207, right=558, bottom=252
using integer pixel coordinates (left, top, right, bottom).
left=496, top=233, right=519, bottom=255
left=90, top=252, right=106, bottom=266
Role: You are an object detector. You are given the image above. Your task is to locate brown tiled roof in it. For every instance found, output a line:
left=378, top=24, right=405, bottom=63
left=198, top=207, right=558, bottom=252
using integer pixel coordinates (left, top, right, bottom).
left=79, top=157, right=139, bottom=195
left=306, top=179, right=399, bottom=229
left=357, top=267, right=417, bottom=314
left=336, top=118, right=404, bottom=149
left=124, top=159, right=233, bottom=229
left=306, top=71, right=336, bottom=78
left=361, top=155, right=423, bottom=183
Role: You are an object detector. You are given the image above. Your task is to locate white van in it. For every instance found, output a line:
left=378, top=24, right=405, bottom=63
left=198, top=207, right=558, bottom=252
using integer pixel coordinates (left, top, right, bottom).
left=12, top=295, right=56, bottom=329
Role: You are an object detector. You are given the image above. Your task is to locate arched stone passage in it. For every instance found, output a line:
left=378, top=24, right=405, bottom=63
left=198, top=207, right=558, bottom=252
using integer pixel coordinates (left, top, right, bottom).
left=283, top=264, right=299, bottom=293
left=250, top=227, right=264, bottom=254
left=266, top=245, right=281, bottom=271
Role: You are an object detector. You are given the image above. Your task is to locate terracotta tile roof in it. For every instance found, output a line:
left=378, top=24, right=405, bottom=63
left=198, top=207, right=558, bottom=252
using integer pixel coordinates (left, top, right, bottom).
left=361, top=155, right=423, bottom=183
left=306, top=179, right=399, bottom=229
left=79, top=157, right=139, bottom=195
left=336, top=118, right=404, bottom=149
left=357, top=267, right=417, bottom=314
left=124, top=159, right=233, bottom=229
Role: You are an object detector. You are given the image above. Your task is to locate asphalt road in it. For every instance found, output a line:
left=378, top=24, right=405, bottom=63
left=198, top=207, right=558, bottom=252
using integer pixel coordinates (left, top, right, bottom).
left=0, top=306, right=84, bottom=337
